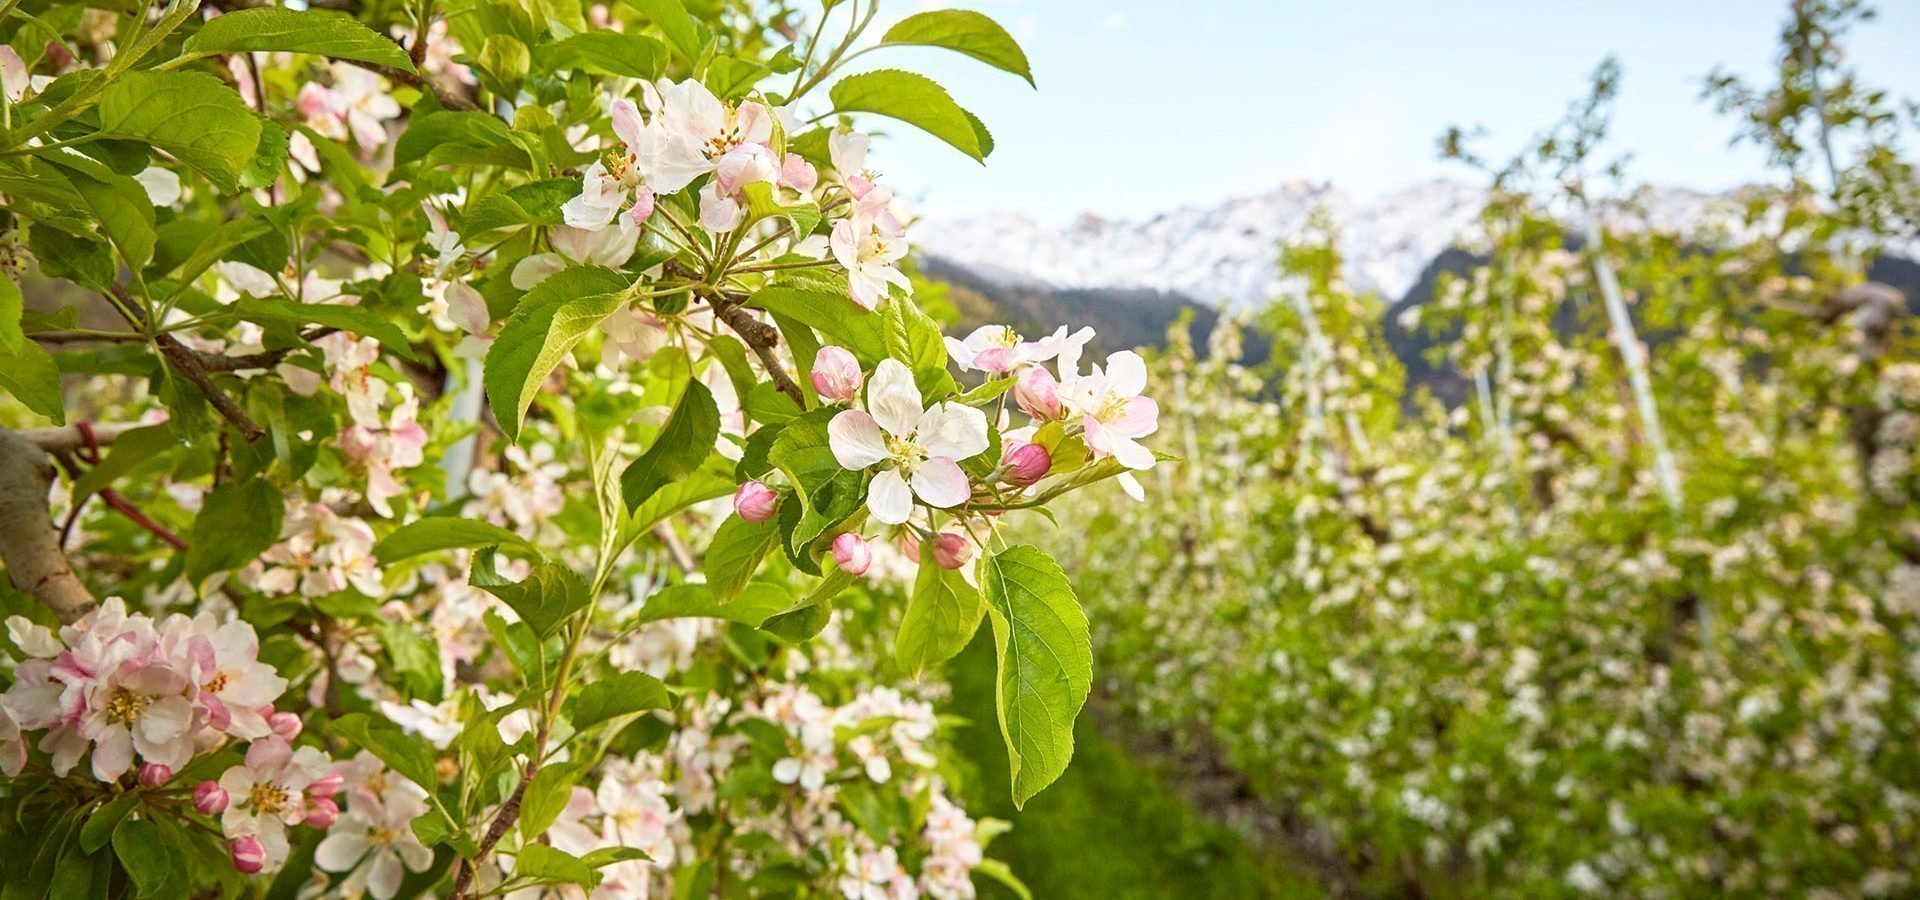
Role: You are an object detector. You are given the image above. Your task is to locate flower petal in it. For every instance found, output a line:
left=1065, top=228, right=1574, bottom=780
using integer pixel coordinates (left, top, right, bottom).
left=910, top=458, right=972, bottom=509
left=316, top=829, right=371, bottom=873
left=865, top=359, right=923, bottom=437
left=867, top=469, right=914, bottom=524
left=916, top=403, right=988, bottom=461
left=1105, top=350, right=1148, bottom=397
left=828, top=411, right=890, bottom=470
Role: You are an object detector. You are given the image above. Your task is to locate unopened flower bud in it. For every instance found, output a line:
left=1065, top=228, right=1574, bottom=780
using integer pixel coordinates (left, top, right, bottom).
left=138, top=763, right=172, bottom=788
left=734, top=481, right=778, bottom=522
left=898, top=532, right=921, bottom=563
left=230, top=836, right=267, bottom=874
left=1001, top=442, right=1052, bottom=488
left=268, top=711, right=302, bottom=740
left=932, top=532, right=973, bottom=570
left=832, top=533, right=872, bottom=575
left=307, top=771, right=344, bottom=798
left=194, top=781, right=230, bottom=814
left=811, top=346, right=862, bottom=402
left=1015, top=366, right=1062, bottom=421
left=303, top=797, right=340, bottom=829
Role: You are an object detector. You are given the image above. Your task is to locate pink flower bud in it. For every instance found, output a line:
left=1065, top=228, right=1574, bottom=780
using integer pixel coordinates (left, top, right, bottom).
left=303, top=797, right=340, bottom=829
left=138, top=763, right=172, bottom=788
left=832, top=533, right=872, bottom=576
left=230, top=836, right=267, bottom=874
left=308, top=771, right=344, bottom=798
left=734, top=481, right=778, bottom=522
left=268, top=711, right=303, bottom=740
left=1015, top=366, right=1062, bottom=421
left=194, top=781, right=230, bottom=814
left=811, top=346, right=863, bottom=403
left=932, top=532, right=973, bottom=570
left=1001, top=442, right=1052, bottom=488
left=898, top=532, right=921, bottom=563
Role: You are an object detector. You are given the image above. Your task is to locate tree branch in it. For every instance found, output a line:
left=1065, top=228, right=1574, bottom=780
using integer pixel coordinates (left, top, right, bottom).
left=21, top=422, right=143, bottom=453
left=0, top=427, right=98, bottom=623
left=709, top=291, right=805, bottom=406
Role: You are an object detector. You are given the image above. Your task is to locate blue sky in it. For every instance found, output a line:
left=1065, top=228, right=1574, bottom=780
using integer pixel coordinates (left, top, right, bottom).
left=848, top=1, right=1920, bottom=224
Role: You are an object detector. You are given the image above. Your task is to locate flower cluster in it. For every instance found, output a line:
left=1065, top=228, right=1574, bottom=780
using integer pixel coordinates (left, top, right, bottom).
left=2, top=600, right=288, bottom=783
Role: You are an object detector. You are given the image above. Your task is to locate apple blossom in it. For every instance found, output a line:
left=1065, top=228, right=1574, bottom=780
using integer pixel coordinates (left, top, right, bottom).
left=813, top=345, right=864, bottom=402
left=947, top=325, right=1093, bottom=375
left=230, top=836, right=268, bottom=874
left=139, top=762, right=172, bottom=788
left=931, top=532, right=974, bottom=570
left=828, top=359, right=989, bottom=524
left=1064, top=350, right=1161, bottom=470
left=195, top=780, right=231, bottom=814
left=1001, top=441, right=1052, bottom=488
left=833, top=533, right=874, bottom=576
left=1014, top=365, right=1064, bottom=421
left=303, top=797, right=340, bottom=829
left=734, top=480, right=779, bottom=522
left=188, top=618, right=289, bottom=739
left=830, top=185, right=913, bottom=310
left=268, top=711, right=303, bottom=740
left=315, top=789, right=434, bottom=900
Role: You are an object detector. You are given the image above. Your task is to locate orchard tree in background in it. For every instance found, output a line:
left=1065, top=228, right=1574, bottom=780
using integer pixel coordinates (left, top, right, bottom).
left=0, top=0, right=1162, bottom=896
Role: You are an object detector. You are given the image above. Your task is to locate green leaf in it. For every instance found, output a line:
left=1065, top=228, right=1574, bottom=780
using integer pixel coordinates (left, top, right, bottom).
left=113, top=819, right=187, bottom=900
left=701, top=514, right=782, bottom=603
left=880, top=10, right=1034, bottom=86
left=184, top=8, right=415, bottom=69
left=185, top=477, right=284, bottom=585
left=536, top=32, right=668, bottom=80
left=883, top=293, right=949, bottom=382
left=515, top=845, right=598, bottom=888
left=0, top=339, right=64, bottom=423
left=98, top=71, right=262, bottom=191
left=232, top=297, right=416, bottom=362
left=459, top=178, right=580, bottom=236
left=163, top=216, right=275, bottom=290
left=579, top=846, right=651, bottom=869
left=748, top=286, right=886, bottom=365
left=78, top=794, right=138, bottom=853
left=768, top=408, right=865, bottom=565
left=242, top=118, right=291, bottom=191
left=373, top=518, right=539, bottom=565
left=627, top=580, right=793, bottom=629
left=623, top=0, right=710, bottom=64
left=624, top=462, right=736, bottom=543
left=758, top=568, right=852, bottom=643
left=331, top=713, right=439, bottom=794
left=394, top=110, right=532, bottom=170
left=42, top=154, right=154, bottom=271
left=571, top=670, right=672, bottom=731
left=829, top=69, right=992, bottom=162
left=519, top=761, right=586, bottom=841
left=470, top=549, right=592, bottom=637
left=70, top=425, right=173, bottom=504
left=621, top=379, right=719, bottom=510
left=0, top=277, right=21, bottom=352
left=973, top=859, right=1033, bottom=900
left=896, top=553, right=984, bottom=675
left=484, top=267, right=631, bottom=442
left=980, top=545, right=1091, bottom=808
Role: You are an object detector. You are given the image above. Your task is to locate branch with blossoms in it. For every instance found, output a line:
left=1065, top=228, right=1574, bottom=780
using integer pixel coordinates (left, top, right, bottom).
left=0, top=1, right=1126, bottom=897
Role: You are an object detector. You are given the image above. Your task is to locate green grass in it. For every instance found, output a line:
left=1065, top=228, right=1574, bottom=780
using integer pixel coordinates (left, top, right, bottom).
left=944, top=632, right=1325, bottom=900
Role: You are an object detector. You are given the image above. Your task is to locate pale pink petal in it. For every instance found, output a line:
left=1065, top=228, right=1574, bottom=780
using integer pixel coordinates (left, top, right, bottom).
left=829, top=411, right=890, bottom=470
left=910, top=458, right=971, bottom=509
left=315, top=829, right=371, bottom=872
left=1113, top=396, right=1160, bottom=438
left=865, top=359, right=923, bottom=437
left=915, top=403, right=988, bottom=461
left=867, top=469, right=914, bottom=524
left=1105, top=350, right=1148, bottom=397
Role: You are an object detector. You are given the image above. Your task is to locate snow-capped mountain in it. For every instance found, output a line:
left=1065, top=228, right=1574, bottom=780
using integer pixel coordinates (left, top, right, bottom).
left=912, top=178, right=1739, bottom=310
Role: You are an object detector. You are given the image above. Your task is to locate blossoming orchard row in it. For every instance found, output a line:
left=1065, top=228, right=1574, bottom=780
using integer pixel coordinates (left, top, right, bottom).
left=1047, top=9, right=1920, bottom=895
